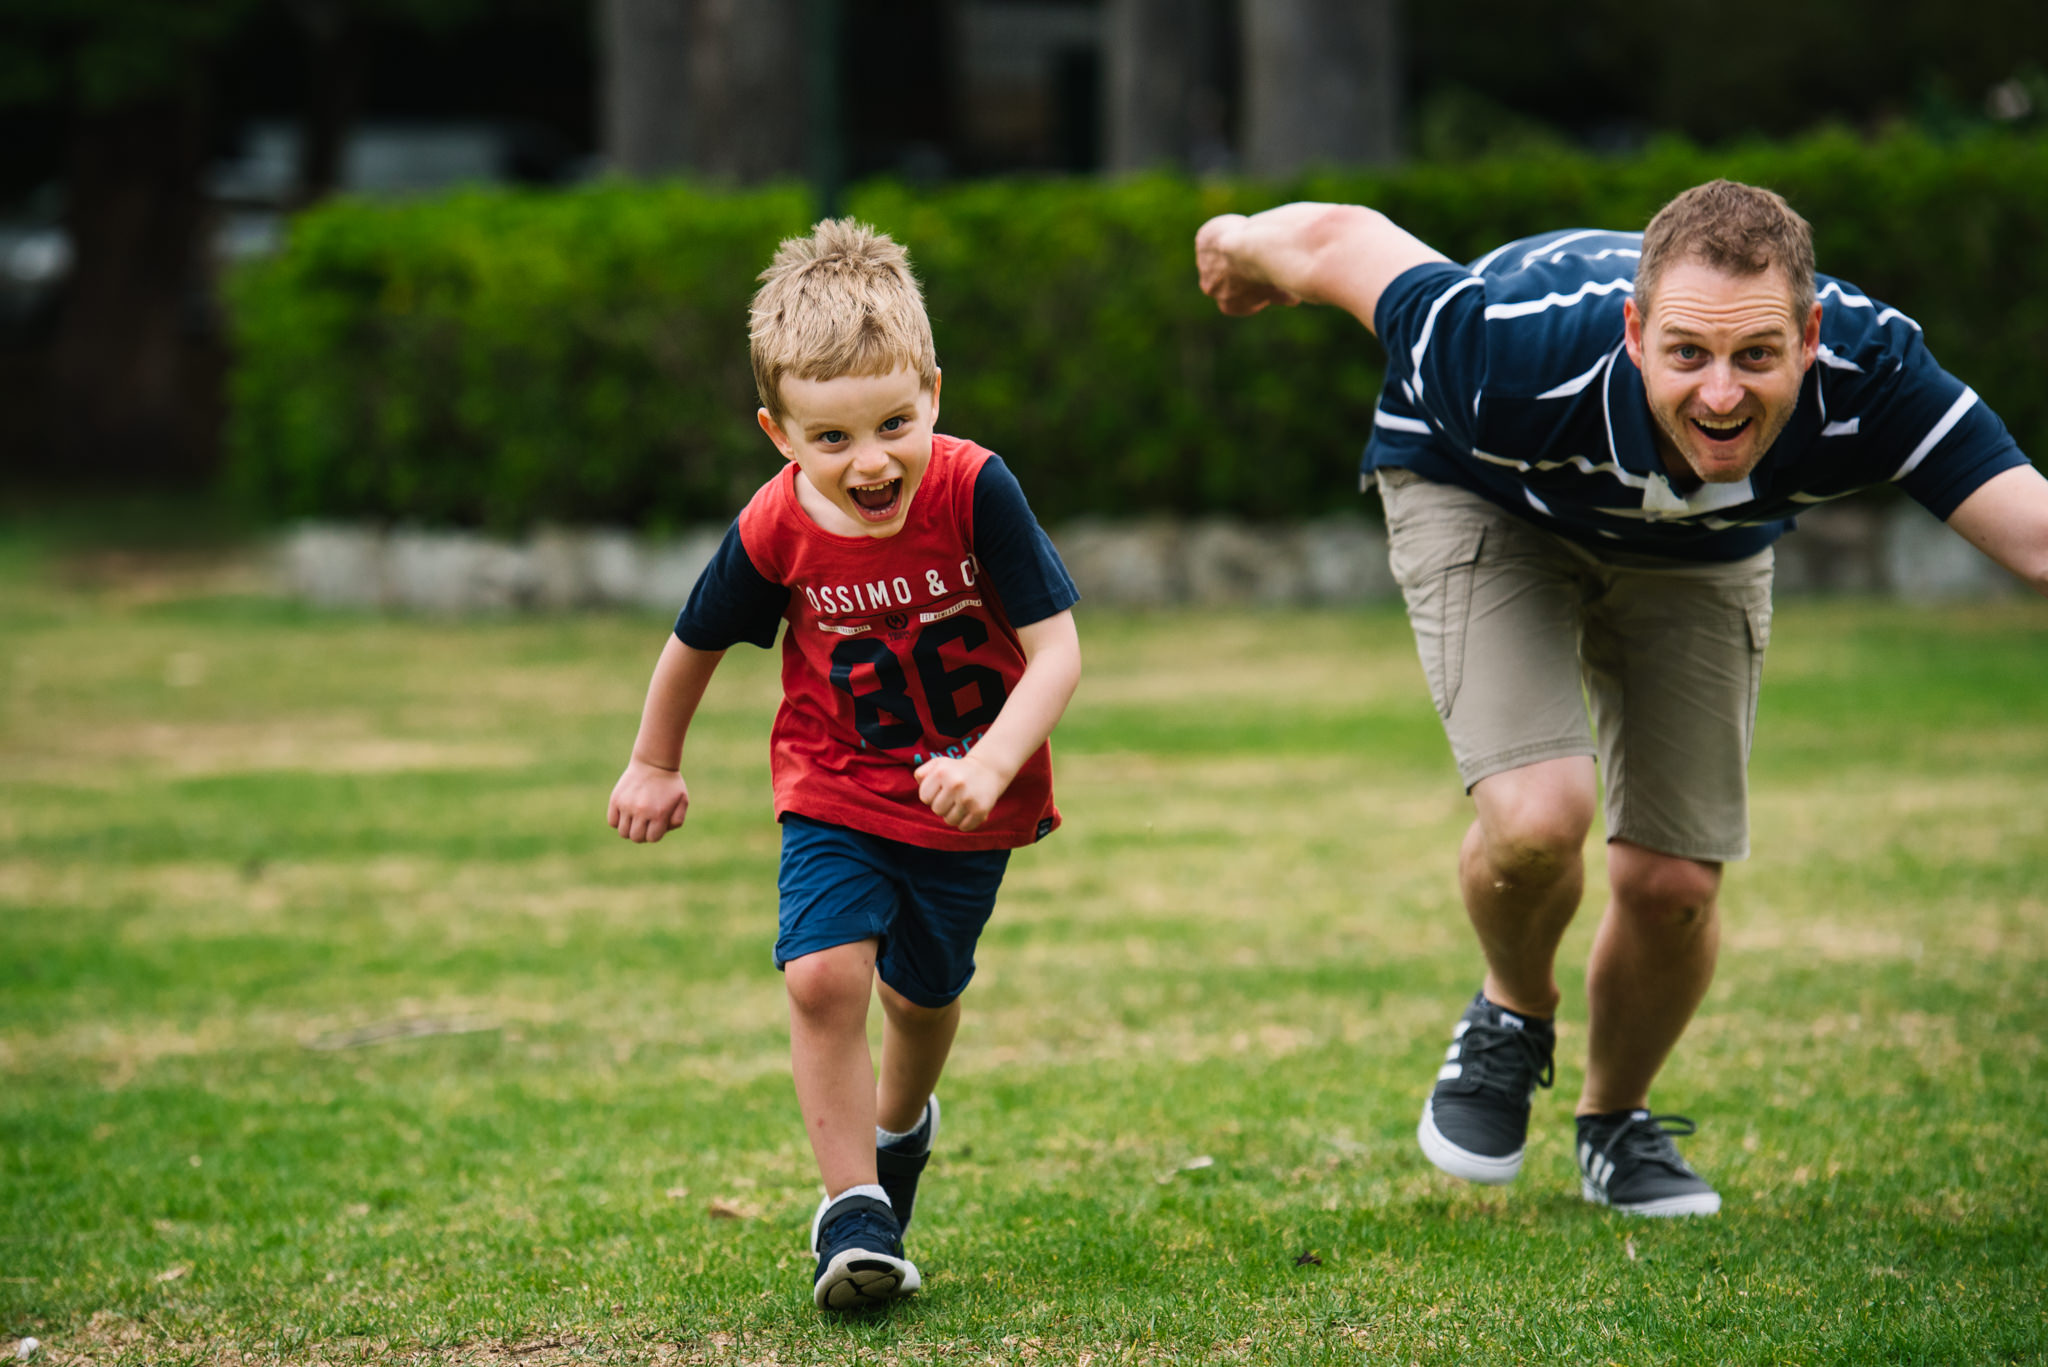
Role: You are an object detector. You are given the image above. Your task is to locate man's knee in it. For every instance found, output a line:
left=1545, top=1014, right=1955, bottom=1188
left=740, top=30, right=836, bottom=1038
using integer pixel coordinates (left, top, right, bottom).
left=1609, top=844, right=1722, bottom=929
left=1473, top=760, right=1597, bottom=883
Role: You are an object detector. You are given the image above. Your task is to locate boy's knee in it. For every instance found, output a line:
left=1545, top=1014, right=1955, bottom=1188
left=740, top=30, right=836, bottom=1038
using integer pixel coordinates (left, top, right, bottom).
left=783, top=942, right=875, bottom=1021
left=877, top=976, right=959, bottom=1024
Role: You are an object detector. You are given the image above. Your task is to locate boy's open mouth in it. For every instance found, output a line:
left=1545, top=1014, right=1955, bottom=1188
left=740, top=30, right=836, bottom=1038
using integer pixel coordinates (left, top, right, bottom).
left=1691, top=416, right=1751, bottom=444
left=849, top=478, right=903, bottom=521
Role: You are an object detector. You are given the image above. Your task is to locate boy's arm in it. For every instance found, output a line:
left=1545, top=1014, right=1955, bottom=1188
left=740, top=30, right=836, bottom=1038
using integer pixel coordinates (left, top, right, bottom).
left=914, top=609, right=1081, bottom=833
left=608, top=635, right=726, bottom=843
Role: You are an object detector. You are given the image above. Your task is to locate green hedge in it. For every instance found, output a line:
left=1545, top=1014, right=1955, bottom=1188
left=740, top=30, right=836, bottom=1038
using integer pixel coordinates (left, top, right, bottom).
left=225, top=130, right=2048, bottom=530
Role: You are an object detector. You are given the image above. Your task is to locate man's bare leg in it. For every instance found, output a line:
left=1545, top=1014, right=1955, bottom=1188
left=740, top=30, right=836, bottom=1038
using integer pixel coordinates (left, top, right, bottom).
left=1578, top=840, right=1722, bottom=1115
left=1420, top=756, right=1598, bottom=1184
left=1462, top=756, right=1599, bottom=1018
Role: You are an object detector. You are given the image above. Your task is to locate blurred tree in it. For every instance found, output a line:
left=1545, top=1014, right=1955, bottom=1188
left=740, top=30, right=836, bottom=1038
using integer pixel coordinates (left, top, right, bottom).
left=0, top=0, right=532, bottom=482
left=1406, top=0, right=2048, bottom=148
left=0, top=1, right=256, bottom=480
left=1242, top=0, right=1399, bottom=175
left=597, top=0, right=805, bottom=183
left=1104, top=0, right=1236, bottom=174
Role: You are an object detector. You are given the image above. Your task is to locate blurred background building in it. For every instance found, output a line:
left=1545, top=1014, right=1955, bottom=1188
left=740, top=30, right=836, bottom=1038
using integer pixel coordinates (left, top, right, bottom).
left=0, top=0, right=2042, bottom=493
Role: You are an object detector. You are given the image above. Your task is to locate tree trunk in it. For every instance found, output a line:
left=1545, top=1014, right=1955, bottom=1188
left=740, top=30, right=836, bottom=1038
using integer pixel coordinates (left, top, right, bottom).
left=289, top=0, right=361, bottom=203
left=1105, top=0, right=1231, bottom=173
left=1242, top=0, right=1400, bottom=177
left=50, top=89, right=213, bottom=481
left=686, top=0, right=806, bottom=183
left=600, top=0, right=807, bottom=183
left=599, top=0, right=696, bottom=176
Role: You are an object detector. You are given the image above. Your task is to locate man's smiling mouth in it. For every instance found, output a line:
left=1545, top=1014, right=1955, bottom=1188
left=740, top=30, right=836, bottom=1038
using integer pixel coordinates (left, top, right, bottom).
left=1691, top=416, right=1751, bottom=444
left=849, top=478, right=903, bottom=520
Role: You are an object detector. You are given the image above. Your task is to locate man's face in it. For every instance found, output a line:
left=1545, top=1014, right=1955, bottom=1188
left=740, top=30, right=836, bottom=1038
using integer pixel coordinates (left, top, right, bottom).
left=757, top=367, right=939, bottom=538
left=1625, top=258, right=1821, bottom=485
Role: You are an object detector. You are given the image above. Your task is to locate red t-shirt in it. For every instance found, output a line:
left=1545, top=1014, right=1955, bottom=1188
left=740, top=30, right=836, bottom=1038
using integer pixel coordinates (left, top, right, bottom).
left=720, top=435, right=1068, bottom=850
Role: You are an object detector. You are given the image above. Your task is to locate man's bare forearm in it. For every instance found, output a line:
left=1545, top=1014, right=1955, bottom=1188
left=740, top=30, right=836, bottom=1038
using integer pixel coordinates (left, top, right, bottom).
left=1197, top=202, right=1451, bottom=333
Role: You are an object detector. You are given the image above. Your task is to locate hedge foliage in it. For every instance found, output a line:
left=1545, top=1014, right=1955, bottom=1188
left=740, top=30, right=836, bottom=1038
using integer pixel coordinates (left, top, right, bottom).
left=225, top=130, right=2048, bottom=530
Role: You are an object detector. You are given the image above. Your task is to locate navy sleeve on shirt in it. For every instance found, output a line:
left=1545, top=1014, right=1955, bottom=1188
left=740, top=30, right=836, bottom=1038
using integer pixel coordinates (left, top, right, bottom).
left=1371, top=261, right=1490, bottom=453
left=971, top=455, right=1079, bottom=628
left=672, top=520, right=790, bottom=650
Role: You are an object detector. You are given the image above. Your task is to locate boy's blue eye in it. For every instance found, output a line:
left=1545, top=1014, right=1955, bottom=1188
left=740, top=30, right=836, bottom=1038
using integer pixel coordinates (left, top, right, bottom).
left=820, top=431, right=846, bottom=444
left=881, top=416, right=907, bottom=432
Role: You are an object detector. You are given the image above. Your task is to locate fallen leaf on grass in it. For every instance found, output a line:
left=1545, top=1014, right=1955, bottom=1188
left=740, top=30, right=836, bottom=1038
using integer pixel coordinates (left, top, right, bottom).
left=1155, top=1154, right=1216, bottom=1184
left=1293, top=1250, right=1323, bottom=1267
left=154, top=1267, right=187, bottom=1283
left=706, top=1198, right=760, bottom=1220
left=664, top=1186, right=690, bottom=1200
left=1624, top=1236, right=1637, bottom=1262
left=303, top=1017, right=498, bottom=1051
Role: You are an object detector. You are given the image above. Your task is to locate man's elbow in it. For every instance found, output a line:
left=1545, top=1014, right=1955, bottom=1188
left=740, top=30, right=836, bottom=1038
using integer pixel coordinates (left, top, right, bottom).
left=1299, top=205, right=1393, bottom=274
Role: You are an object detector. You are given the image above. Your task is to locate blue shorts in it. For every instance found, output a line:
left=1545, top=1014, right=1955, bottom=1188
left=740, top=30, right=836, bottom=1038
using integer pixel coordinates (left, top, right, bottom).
left=774, top=814, right=1011, bottom=1008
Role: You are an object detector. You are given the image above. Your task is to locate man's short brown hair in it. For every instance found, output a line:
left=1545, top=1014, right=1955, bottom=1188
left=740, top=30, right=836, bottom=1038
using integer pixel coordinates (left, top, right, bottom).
left=1636, top=180, right=1816, bottom=323
left=749, top=218, right=938, bottom=419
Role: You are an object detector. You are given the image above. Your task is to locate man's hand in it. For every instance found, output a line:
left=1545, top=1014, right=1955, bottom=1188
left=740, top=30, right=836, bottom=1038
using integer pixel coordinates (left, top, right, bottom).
left=608, top=758, right=692, bottom=843
left=914, top=754, right=1007, bottom=832
left=1196, top=213, right=1301, bottom=316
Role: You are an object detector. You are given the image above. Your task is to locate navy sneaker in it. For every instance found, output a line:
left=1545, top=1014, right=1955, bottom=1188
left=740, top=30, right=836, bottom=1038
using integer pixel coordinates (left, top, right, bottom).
left=809, top=1191, right=921, bottom=1311
left=1417, top=990, right=1556, bottom=1184
left=1577, top=1110, right=1722, bottom=1217
left=876, top=1094, right=939, bottom=1233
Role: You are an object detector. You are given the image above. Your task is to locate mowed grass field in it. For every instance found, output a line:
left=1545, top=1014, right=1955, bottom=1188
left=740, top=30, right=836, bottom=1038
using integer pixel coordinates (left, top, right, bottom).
left=3, top=537, right=2045, bottom=1365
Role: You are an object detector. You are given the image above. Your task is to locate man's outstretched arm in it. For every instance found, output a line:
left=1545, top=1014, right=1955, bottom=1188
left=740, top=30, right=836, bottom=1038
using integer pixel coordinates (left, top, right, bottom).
left=1195, top=202, right=1452, bottom=333
left=1945, top=464, right=2048, bottom=598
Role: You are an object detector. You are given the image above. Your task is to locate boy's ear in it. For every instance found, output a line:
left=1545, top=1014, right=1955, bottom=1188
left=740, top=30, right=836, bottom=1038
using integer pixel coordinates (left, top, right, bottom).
left=930, top=367, right=942, bottom=416
left=757, top=407, right=795, bottom=461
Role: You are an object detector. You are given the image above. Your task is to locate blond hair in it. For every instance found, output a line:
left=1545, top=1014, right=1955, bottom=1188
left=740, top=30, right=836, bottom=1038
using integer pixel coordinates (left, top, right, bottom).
left=1637, top=180, right=1816, bottom=323
left=748, top=218, right=938, bottom=419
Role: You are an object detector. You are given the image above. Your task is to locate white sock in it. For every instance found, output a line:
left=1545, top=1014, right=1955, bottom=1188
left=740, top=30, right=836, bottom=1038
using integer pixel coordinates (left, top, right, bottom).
left=877, top=1099, right=931, bottom=1150
left=825, top=1182, right=891, bottom=1210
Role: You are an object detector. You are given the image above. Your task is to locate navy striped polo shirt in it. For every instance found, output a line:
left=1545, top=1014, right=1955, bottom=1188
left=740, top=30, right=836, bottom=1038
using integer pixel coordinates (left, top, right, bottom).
left=1365, top=228, right=2028, bottom=561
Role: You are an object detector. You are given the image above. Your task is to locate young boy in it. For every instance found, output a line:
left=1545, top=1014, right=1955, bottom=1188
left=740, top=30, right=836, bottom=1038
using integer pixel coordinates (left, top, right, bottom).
left=607, top=219, right=1082, bottom=1310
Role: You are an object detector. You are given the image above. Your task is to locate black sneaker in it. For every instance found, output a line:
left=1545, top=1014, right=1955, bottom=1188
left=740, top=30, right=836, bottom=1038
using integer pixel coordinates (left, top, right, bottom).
left=809, top=1191, right=921, bottom=1310
left=876, top=1094, right=939, bottom=1234
left=1577, top=1110, right=1722, bottom=1217
left=1417, top=991, right=1556, bottom=1184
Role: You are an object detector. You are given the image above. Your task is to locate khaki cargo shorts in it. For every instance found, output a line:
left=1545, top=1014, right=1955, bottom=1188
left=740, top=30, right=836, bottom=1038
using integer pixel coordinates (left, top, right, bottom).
left=1378, top=469, right=1774, bottom=863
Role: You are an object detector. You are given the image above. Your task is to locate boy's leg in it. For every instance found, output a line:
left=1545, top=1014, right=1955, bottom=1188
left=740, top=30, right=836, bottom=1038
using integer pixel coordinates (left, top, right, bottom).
left=868, top=842, right=1009, bottom=1230
left=784, top=938, right=884, bottom=1197
left=876, top=979, right=960, bottom=1133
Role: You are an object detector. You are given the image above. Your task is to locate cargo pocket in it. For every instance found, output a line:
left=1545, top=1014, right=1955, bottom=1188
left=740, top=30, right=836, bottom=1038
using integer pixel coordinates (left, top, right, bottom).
left=1388, top=520, right=1487, bottom=721
left=1741, top=602, right=1773, bottom=758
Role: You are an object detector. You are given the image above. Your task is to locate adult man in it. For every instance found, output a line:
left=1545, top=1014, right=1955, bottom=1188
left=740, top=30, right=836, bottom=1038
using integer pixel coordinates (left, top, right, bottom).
left=1195, top=181, right=2048, bottom=1216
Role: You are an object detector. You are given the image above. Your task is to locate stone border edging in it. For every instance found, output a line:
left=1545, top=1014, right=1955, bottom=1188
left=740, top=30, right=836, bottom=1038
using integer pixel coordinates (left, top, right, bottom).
left=277, top=499, right=2022, bottom=614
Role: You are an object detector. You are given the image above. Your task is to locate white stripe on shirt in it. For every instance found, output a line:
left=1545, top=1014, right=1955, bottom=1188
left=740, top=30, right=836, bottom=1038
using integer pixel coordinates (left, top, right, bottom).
left=1483, top=278, right=1633, bottom=321
left=1409, top=275, right=1486, bottom=403
left=1374, top=408, right=1433, bottom=435
left=1891, top=388, right=1979, bottom=481
left=1820, top=282, right=1921, bottom=332
left=1536, top=348, right=1618, bottom=401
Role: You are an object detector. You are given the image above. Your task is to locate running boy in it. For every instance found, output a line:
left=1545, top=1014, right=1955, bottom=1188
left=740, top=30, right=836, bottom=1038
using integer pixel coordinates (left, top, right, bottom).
left=607, top=219, right=1082, bottom=1310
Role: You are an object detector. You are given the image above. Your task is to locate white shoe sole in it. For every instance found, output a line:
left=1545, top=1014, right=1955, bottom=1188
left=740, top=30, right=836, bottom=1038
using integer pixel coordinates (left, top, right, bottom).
left=1581, top=1178, right=1722, bottom=1217
left=813, top=1247, right=921, bottom=1310
left=1417, top=1098, right=1524, bottom=1185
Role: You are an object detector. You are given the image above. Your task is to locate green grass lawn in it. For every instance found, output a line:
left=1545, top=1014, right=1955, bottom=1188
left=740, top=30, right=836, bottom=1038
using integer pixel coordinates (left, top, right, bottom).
left=3, top=540, right=2045, bottom=1365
